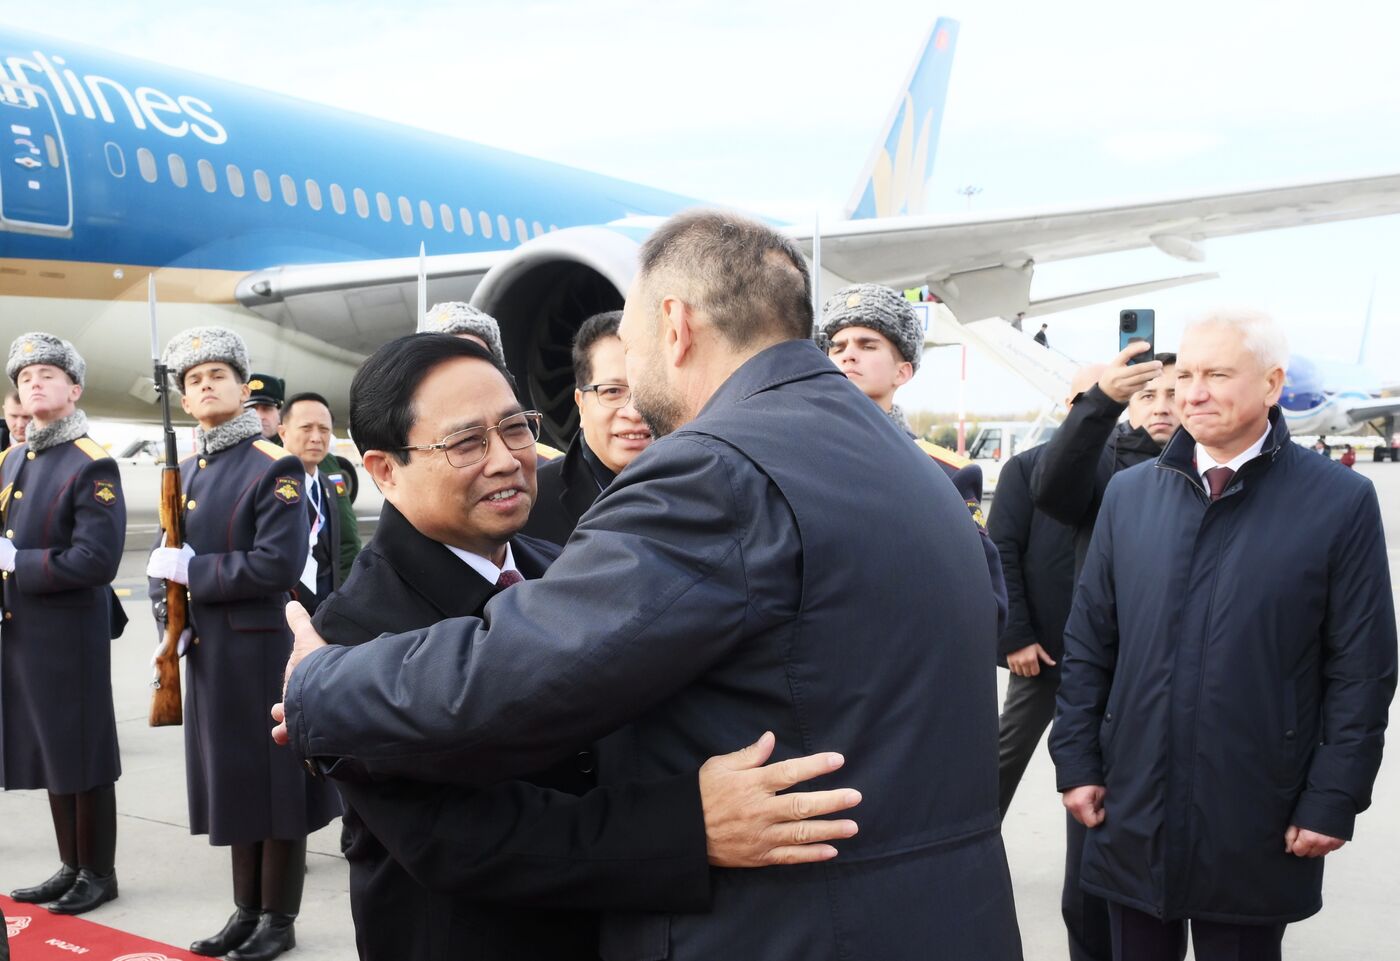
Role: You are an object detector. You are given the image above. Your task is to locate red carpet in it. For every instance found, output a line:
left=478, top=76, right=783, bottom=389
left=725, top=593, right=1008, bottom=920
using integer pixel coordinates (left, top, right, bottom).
left=2, top=893, right=201, bottom=960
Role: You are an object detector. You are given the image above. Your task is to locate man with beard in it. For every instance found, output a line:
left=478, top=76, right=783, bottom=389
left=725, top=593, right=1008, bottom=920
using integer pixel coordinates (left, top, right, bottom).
left=277, top=210, right=1022, bottom=961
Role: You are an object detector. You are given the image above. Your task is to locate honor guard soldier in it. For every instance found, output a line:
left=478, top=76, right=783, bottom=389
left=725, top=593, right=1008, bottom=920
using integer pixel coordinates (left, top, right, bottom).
left=146, top=328, right=339, bottom=961
left=818, top=284, right=1008, bottom=631
left=1, top=333, right=125, bottom=916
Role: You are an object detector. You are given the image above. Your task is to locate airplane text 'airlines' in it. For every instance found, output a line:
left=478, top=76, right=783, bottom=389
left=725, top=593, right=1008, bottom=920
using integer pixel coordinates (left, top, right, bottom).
left=0, top=48, right=227, bottom=145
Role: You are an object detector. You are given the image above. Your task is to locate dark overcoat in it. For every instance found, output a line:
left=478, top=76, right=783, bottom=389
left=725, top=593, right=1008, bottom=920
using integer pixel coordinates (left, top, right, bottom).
left=521, top=431, right=609, bottom=546
left=290, top=469, right=342, bottom=612
left=287, top=341, right=1023, bottom=961
left=314, top=502, right=708, bottom=961
left=178, top=435, right=339, bottom=844
left=1051, top=411, right=1398, bottom=923
left=0, top=436, right=123, bottom=793
left=988, top=443, right=1075, bottom=664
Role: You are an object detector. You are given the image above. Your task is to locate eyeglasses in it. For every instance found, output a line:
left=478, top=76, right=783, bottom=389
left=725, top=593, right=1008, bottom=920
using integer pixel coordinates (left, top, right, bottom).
left=579, top=383, right=632, bottom=409
left=398, top=411, right=543, bottom=468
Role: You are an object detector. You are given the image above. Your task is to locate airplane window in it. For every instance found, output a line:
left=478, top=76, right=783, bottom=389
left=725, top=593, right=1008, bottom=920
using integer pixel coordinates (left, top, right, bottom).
left=419, top=200, right=434, bottom=229
left=460, top=208, right=474, bottom=236
left=478, top=211, right=492, bottom=238
left=354, top=188, right=369, bottom=218
left=137, top=147, right=157, bottom=183
left=532, top=221, right=543, bottom=238
left=376, top=192, right=391, bottom=222
left=254, top=169, right=272, bottom=202
left=497, top=215, right=511, bottom=242
left=439, top=204, right=454, bottom=233
left=197, top=159, right=217, bottom=193
left=514, top=218, right=528, bottom=243
left=104, top=143, right=125, bottom=178
left=281, top=175, right=298, bottom=206
left=168, top=154, right=188, bottom=188
left=306, top=179, right=323, bottom=211
left=226, top=164, right=246, bottom=198
left=398, top=196, right=413, bottom=226
left=330, top=183, right=347, bottom=215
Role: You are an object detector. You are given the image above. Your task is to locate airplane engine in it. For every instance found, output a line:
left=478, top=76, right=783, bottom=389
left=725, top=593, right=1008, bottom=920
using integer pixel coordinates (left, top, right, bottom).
left=472, top=226, right=638, bottom=447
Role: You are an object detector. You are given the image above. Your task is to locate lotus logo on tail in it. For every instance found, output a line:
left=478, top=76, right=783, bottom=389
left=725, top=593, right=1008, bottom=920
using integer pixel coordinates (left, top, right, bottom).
left=5, top=914, right=31, bottom=938
left=871, top=94, right=935, bottom=217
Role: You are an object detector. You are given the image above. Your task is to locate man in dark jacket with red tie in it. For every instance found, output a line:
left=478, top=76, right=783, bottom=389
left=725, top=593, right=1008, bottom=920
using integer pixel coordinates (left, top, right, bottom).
left=1051, top=310, right=1396, bottom=961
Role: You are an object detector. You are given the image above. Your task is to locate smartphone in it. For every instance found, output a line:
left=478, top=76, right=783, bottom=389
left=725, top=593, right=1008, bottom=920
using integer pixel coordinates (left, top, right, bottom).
left=1119, top=309, right=1155, bottom=364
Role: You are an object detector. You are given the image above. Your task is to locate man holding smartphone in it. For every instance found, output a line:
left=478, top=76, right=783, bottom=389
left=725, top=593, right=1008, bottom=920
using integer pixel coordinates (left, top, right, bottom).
left=1031, top=334, right=1178, bottom=961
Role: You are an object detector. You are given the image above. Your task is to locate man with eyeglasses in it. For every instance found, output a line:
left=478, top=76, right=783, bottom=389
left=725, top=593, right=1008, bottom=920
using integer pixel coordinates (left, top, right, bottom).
left=309, top=332, right=862, bottom=961
left=524, top=310, right=653, bottom=544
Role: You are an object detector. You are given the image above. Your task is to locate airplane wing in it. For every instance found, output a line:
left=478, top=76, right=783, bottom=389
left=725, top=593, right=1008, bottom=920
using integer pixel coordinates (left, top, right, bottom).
left=1341, top=398, right=1400, bottom=424
left=795, top=171, right=1400, bottom=322
left=234, top=250, right=509, bottom=355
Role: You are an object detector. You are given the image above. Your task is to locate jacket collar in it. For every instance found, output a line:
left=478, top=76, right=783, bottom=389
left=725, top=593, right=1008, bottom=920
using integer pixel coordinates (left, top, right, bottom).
left=1159, top=405, right=1290, bottom=479
left=368, top=500, right=547, bottom=618
left=697, top=340, right=844, bottom=418
left=558, top=431, right=610, bottom=515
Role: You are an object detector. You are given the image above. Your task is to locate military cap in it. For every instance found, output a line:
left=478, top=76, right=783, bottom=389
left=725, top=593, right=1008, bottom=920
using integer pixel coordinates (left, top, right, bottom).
left=7, top=331, right=86, bottom=387
left=244, top=373, right=286, bottom=409
left=423, top=302, right=507, bottom=366
left=817, top=284, right=925, bottom=372
left=163, top=326, right=251, bottom=392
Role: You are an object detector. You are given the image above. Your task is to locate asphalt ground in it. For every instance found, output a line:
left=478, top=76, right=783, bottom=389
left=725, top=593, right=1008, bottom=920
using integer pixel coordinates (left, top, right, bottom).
left=2, top=459, right=1398, bottom=960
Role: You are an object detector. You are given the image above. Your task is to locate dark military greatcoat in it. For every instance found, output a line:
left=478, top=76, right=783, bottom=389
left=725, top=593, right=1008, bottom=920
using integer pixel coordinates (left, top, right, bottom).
left=0, top=435, right=124, bottom=794
left=176, top=434, right=339, bottom=844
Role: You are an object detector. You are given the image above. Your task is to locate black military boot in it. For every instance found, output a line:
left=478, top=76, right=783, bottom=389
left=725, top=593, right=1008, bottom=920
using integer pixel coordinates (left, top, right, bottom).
left=190, top=905, right=260, bottom=957
left=225, top=912, right=296, bottom=961
left=45, top=867, right=117, bottom=914
left=10, top=864, right=77, bottom=903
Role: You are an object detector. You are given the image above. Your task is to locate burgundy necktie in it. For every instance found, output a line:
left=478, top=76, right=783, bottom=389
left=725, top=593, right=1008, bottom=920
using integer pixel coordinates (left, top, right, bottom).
left=1204, top=466, right=1235, bottom=502
left=495, top=569, right=524, bottom=590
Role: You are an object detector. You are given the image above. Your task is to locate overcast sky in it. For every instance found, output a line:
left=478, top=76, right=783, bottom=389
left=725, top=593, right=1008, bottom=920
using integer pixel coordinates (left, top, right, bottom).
left=8, top=0, right=1400, bottom=415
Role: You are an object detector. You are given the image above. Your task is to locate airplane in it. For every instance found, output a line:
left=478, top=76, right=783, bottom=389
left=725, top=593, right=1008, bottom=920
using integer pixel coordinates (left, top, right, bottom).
left=5, top=18, right=1400, bottom=447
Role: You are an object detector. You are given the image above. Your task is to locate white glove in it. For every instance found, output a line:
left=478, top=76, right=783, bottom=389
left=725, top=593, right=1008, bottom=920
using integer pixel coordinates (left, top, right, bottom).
left=147, top=543, right=196, bottom=585
left=0, top=537, right=14, bottom=573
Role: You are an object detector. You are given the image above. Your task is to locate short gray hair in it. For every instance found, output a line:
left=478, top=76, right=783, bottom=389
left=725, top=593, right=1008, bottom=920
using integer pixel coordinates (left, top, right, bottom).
left=1184, top=308, right=1289, bottom=371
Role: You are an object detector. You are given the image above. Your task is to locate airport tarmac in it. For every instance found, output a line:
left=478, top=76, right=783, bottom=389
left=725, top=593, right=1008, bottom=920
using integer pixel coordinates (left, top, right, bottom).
left=3, top=459, right=1399, bottom=960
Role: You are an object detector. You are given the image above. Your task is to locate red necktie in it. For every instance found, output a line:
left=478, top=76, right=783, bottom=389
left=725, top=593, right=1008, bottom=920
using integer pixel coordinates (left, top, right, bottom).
left=1204, top=466, right=1235, bottom=502
left=495, top=569, right=524, bottom=590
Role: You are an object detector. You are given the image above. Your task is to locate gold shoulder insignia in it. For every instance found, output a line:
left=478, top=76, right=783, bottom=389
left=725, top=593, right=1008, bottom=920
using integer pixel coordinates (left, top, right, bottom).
left=534, top=442, right=564, bottom=461
left=273, top=476, right=301, bottom=504
left=0, top=445, right=12, bottom=473
left=252, top=439, right=287, bottom=460
left=914, top=438, right=970, bottom=469
left=969, top=502, right=986, bottom=528
left=74, top=437, right=110, bottom=461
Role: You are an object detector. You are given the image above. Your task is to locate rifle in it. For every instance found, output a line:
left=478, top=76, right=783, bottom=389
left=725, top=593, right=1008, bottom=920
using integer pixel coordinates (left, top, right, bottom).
left=148, top=275, right=185, bottom=727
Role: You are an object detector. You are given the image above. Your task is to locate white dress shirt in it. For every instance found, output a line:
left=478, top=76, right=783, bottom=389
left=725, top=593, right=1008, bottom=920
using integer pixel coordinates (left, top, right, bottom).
left=445, top=541, right=519, bottom=585
left=1195, top=423, right=1271, bottom=484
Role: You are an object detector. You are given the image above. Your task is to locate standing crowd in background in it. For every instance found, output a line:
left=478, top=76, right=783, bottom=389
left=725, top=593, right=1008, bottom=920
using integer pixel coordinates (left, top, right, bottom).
left=0, top=208, right=1394, bottom=961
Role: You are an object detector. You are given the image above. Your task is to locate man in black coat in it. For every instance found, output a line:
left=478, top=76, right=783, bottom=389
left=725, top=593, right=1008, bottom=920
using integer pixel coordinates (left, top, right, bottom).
left=523, top=310, right=653, bottom=545
left=276, top=392, right=342, bottom=613
left=1030, top=344, right=1178, bottom=961
left=1051, top=310, right=1397, bottom=961
left=148, top=328, right=339, bottom=961
left=1, top=333, right=124, bottom=916
left=278, top=211, right=1022, bottom=960
left=314, top=333, right=854, bottom=959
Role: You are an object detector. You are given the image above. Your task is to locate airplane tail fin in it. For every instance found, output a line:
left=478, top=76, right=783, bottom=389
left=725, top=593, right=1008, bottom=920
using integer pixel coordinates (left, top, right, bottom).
left=843, top=17, right=959, bottom=221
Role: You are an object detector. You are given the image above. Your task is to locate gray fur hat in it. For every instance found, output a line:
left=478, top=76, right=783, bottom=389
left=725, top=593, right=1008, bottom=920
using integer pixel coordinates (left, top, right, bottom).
left=7, top=332, right=86, bottom=387
left=162, top=326, right=251, bottom=392
left=817, top=284, right=924, bottom=372
left=424, top=302, right=507, bottom=366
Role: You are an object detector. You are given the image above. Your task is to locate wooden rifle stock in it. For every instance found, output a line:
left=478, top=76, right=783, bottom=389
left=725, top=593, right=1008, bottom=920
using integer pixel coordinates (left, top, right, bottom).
left=150, top=462, right=186, bottom=726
